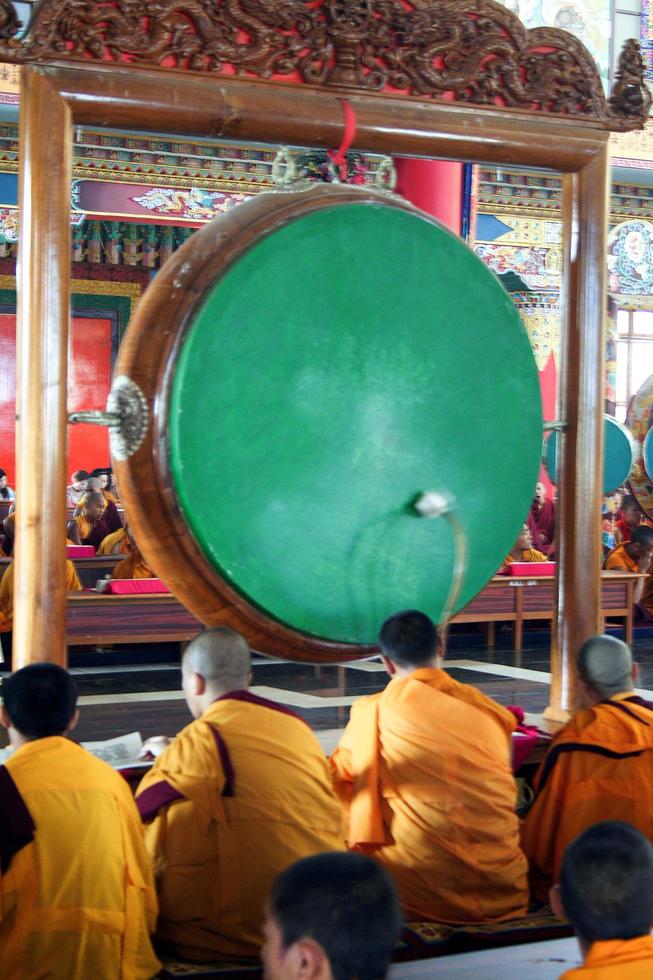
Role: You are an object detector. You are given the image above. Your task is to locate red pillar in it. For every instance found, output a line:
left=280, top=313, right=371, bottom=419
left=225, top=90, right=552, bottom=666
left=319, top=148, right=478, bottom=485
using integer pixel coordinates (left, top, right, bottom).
left=394, top=159, right=464, bottom=234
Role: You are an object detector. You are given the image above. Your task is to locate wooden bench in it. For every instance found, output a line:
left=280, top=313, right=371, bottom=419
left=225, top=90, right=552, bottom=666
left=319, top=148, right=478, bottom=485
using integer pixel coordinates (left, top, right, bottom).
left=452, top=571, right=641, bottom=652
left=66, top=592, right=202, bottom=646
left=61, top=571, right=640, bottom=655
left=0, top=555, right=122, bottom=589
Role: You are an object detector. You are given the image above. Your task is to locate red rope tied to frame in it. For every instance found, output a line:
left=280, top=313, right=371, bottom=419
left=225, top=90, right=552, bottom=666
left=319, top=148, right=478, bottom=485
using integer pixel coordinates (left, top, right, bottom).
left=327, top=99, right=357, bottom=182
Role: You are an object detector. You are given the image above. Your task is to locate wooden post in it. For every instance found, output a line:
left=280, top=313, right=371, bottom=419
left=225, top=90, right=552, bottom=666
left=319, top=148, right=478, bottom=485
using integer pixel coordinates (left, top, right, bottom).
left=14, top=68, right=72, bottom=669
left=546, top=143, right=610, bottom=720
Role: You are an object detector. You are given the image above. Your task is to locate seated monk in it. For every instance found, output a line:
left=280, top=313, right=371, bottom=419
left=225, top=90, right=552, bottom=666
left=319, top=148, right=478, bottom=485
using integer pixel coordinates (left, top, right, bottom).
left=552, top=822, right=653, bottom=978
left=0, top=664, right=159, bottom=978
left=528, top=481, right=555, bottom=556
left=135, top=628, right=345, bottom=962
left=0, top=558, right=81, bottom=668
left=76, top=478, right=122, bottom=534
left=67, top=491, right=117, bottom=549
left=111, top=540, right=154, bottom=579
left=262, top=852, right=401, bottom=980
left=501, top=523, right=548, bottom=570
left=603, top=525, right=653, bottom=606
left=97, top=525, right=131, bottom=556
left=329, top=609, right=528, bottom=924
left=0, top=510, right=14, bottom=556
left=614, top=494, right=643, bottom=545
left=521, top=635, right=653, bottom=903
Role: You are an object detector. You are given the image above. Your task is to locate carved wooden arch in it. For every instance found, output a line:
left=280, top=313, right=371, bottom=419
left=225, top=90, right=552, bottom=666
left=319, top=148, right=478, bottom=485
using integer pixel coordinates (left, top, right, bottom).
left=0, top=0, right=649, bottom=131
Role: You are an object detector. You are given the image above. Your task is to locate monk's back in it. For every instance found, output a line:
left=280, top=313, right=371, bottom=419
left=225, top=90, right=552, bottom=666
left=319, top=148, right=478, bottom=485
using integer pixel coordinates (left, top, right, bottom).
left=370, top=673, right=527, bottom=923
left=1, top=736, right=159, bottom=979
left=138, top=692, right=345, bottom=960
left=522, top=697, right=653, bottom=888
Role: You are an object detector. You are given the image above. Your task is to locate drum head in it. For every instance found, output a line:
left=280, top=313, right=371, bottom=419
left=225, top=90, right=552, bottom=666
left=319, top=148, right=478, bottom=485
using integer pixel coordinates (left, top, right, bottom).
left=113, top=183, right=542, bottom=659
left=544, top=415, right=635, bottom=494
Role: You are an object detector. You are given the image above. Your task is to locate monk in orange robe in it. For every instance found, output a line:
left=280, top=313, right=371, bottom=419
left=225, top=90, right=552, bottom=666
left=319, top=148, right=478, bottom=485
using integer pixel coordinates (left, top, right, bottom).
left=501, top=523, right=549, bottom=570
left=111, top=544, right=154, bottom=579
left=68, top=491, right=119, bottom=549
left=603, top=525, right=653, bottom=606
left=522, top=635, right=653, bottom=902
left=329, top=610, right=528, bottom=924
left=614, top=494, right=644, bottom=545
left=0, top=663, right=160, bottom=978
left=0, top=558, right=81, bottom=666
left=552, top=822, right=653, bottom=978
left=75, top=477, right=123, bottom=535
left=0, top=557, right=81, bottom=629
left=97, top=525, right=131, bottom=556
left=136, top=627, right=345, bottom=962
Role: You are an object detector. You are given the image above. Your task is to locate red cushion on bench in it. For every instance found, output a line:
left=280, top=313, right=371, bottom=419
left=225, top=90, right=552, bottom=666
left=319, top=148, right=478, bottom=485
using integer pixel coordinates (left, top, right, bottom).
left=504, top=561, right=556, bottom=577
left=67, top=545, right=96, bottom=558
left=106, top=578, right=170, bottom=595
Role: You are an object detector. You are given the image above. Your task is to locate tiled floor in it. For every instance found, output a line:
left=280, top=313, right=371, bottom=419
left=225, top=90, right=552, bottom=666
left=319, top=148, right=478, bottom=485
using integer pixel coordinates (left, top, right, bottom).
left=4, top=625, right=653, bottom=748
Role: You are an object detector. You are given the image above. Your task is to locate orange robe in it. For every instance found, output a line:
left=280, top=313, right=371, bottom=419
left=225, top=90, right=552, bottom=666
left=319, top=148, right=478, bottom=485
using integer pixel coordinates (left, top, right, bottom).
left=0, top=735, right=160, bottom=978
left=0, top=559, right=81, bottom=631
left=521, top=694, right=653, bottom=899
left=111, top=551, right=154, bottom=579
left=504, top=548, right=549, bottom=564
left=502, top=547, right=549, bottom=571
left=97, top=527, right=131, bottom=556
left=560, top=936, right=653, bottom=978
left=603, top=544, right=638, bottom=572
left=135, top=691, right=345, bottom=961
left=329, top=667, right=528, bottom=924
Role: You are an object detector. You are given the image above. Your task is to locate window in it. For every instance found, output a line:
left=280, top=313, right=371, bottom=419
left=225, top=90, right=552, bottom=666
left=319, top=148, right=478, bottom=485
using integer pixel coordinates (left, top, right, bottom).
left=616, top=309, right=653, bottom=420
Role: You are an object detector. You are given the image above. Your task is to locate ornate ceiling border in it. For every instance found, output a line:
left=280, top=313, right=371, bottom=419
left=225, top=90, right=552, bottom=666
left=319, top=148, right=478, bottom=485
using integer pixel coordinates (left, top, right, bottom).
left=0, top=0, right=648, bottom=132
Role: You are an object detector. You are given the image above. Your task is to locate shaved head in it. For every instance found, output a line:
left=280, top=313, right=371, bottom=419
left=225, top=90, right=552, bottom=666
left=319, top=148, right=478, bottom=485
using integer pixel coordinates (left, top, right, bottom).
left=85, top=478, right=102, bottom=492
left=183, top=628, right=251, bottom=693
left=576, top=635, right=634, bottom=700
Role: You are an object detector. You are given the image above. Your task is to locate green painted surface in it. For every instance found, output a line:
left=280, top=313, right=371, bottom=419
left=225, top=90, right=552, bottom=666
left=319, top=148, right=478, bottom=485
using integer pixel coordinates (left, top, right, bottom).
left=544, top=415, right=635, bottom=494
left=169, top=203, right=542, bottom=644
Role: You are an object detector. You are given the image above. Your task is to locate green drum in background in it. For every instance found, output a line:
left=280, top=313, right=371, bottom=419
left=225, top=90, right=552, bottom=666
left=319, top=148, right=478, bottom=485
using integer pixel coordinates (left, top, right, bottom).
left=643, top=426, right=653, bottom=482
left=162, top=195, right=543, bottom=645
left=543, top=415, right=635, bottom=494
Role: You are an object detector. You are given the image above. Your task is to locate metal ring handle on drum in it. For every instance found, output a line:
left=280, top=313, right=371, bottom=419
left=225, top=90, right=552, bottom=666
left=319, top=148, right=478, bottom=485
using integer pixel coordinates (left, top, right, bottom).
left=68, top=375, right=149, bottom=462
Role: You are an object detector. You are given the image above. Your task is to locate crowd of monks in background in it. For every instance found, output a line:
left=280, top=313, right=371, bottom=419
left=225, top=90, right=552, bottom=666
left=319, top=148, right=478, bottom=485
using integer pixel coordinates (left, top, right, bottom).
left=0, top=466, right=156, bottom=662
left=2, top=614, right=653, bottom=977
left=504, top=481, right=653, bottom=621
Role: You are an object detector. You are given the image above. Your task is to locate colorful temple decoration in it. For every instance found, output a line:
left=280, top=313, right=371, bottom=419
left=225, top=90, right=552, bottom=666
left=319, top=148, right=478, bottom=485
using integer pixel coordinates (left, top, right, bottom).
left=72, top=221, right=196, bottom=269
left=510, top=292, right=561, bottom=372
left=642, top=0, right=653, bottom=79
left=606, top=301, right=618, bottom=414
left=608, top=220, right=653, bottom=299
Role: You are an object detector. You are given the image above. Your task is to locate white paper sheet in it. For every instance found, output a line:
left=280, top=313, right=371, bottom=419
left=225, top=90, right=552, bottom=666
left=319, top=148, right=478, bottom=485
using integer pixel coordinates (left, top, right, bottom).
left=0, top=731, right=149, bottom=770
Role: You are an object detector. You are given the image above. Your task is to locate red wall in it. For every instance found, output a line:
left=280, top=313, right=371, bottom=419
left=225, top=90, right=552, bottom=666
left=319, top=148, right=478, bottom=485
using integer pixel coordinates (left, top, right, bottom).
left=0, top=315, right=112, bottom=486
left=538, top=352, right=557, bottom=492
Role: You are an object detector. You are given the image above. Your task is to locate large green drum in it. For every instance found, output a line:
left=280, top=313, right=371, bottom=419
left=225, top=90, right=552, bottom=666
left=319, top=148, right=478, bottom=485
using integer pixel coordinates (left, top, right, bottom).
left=112, top=183, right=542, bottom=660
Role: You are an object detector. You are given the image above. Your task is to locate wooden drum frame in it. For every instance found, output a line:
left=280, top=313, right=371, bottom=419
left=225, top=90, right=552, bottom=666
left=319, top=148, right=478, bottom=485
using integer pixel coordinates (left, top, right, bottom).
left=114, top=181, right=542, bottom=661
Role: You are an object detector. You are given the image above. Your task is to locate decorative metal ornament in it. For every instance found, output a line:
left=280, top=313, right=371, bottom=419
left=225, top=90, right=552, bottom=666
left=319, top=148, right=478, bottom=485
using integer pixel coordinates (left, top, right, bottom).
left=68, top=375, right=149, bottom=462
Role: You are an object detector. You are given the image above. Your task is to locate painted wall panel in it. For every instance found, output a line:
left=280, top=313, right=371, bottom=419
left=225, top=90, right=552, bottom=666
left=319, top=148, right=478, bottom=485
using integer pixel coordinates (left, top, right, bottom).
left=0, top=314, right=111, bottom=487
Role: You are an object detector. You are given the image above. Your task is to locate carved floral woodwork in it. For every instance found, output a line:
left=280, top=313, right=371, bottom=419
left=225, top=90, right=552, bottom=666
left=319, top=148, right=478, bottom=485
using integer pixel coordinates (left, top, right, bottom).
left=0, top=0, right=648, bottom=130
